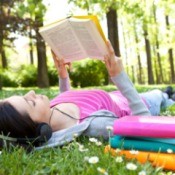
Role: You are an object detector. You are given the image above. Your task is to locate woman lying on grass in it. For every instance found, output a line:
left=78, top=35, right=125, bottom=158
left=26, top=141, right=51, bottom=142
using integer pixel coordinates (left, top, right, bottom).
left=0, top=41, right=174, bottom=149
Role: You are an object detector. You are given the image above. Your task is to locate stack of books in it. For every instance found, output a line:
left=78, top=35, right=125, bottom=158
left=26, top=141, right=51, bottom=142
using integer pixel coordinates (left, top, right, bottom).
left=104, top=116, right=175, bottom=171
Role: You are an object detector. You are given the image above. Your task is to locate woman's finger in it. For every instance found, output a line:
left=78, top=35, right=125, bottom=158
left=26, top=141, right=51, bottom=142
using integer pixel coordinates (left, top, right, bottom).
left=106, top=40, right=115, bottom=57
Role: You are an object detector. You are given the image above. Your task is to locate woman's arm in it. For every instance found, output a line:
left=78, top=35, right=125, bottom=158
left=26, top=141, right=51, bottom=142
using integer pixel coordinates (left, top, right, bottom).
left=51, top=51, right=71, bottom=93
left=104, top=41, right=151, bottom=116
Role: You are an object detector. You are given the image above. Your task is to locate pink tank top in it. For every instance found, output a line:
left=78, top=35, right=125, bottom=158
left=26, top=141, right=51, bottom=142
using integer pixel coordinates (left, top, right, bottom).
left=50, top=89, right=132, bottom=121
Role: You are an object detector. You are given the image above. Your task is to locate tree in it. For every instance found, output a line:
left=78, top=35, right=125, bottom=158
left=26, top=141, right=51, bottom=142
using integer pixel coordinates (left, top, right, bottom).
left=35, top=13, right=49, bottom=87
left=152, top=0, right=164, bottom=83
left=0, top=0, right=23, bottom=68
left=165, top=15, right=175, bottom=83
left=106, top=8, right=120, bottom=56
left=17, top=0, right=49, bottom=87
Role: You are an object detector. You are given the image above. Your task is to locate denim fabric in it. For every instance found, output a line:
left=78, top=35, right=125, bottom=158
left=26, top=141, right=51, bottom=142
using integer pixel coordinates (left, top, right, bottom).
left=140, top=89, right=175, bottom=116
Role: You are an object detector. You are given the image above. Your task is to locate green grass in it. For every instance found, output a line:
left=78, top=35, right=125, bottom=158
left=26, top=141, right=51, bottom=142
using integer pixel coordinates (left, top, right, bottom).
left=0, top=85, right=174, bottom=175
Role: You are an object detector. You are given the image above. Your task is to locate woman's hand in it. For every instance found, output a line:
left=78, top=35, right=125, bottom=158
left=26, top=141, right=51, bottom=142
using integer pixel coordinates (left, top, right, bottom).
left=51, top=51, right=71, bottom=79
left=104, top=40, right=124, bottom=77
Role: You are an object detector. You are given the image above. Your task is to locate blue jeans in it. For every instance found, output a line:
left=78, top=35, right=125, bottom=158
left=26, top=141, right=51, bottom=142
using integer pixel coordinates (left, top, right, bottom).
left=140, top=89, right=175, bottom=116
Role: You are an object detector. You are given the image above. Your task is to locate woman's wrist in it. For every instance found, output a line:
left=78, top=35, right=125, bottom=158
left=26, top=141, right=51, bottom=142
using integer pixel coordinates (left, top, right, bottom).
left=111, top=70, right=124, bottom=80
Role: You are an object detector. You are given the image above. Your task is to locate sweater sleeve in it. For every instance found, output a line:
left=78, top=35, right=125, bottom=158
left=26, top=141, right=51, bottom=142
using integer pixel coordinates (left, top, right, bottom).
left=59, top=76, right=70, bottom=94
left=111, top=71, right=151, bottom=116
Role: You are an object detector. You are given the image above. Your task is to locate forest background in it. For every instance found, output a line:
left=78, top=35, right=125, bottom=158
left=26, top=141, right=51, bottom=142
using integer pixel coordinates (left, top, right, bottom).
left=0, top=0, right=175, bottom=89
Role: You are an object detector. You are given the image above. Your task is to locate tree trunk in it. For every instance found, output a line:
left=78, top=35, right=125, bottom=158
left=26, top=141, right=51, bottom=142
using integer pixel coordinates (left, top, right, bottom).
left=144, top=29, right=154, bottom=84
left=153, top=46, right=159, bottom=84
left=1, top=48, right=7, bottom=68
left=153, top=2, right=163, bottom=83
left=155, top=40, right=163, bottom=83
left=106, top=9, right=120, bottom=57
left=29, top=26, right=34, bottom=64
left=0, top=4, right=7, bottom=68
left=131, top=65, right=135, bottom=83
left=0, top=33, right=7, bottom=68
left=133, top=25, right=143, bottom=84
left=35, top=15, right=49, bottom=88
left=165, top=15, right=175, bottom=83
left=36, top=30, right=49, bottom=88
left=120, top=19, right=129, bottom=74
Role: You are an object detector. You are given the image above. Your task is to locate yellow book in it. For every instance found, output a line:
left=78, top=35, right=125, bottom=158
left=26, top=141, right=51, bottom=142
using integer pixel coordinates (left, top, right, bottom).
left=39, top=15, right=108, bottom=63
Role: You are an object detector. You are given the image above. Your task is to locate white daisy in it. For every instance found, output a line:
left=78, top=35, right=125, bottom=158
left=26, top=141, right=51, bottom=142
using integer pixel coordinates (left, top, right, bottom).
left=106, top=126, right=113, bottom=131
left=89, top=137, right=98, bottom=143
left=126, top=162, right=137, bottom=170
left=96, top=141, right=102, bottom=146
left=115, top=148, right=121, bottom=153
left=115, top=156, right=123, bottom=163
left=129, top=150, right=139, bottom=155
left=88, top=156, right=99, bottom=164
left=167, top=149, right=173, bottom=153
left=97, top=167, right=108, bottom=175
left=138, top=170, right=147, bottom=175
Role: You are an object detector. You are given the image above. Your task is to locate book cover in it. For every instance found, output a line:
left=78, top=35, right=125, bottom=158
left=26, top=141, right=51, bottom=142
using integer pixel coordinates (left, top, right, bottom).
left=104, top=145, right=175, bottom=171
left=110, top=135, right=175, bottom=153
left=113, top=116, right=175, bottom=138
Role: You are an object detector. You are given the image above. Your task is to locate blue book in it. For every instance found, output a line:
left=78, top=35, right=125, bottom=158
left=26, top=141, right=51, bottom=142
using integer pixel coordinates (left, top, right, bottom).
left=110, top=135, right=175, bottom=153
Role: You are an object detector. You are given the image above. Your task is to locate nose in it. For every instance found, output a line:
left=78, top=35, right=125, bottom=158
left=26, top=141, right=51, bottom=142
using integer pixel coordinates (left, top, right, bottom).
left=24, top=90, right=36, bottom=99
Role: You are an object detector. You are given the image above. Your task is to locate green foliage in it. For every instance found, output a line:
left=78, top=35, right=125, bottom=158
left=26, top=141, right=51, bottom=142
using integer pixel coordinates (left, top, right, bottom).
left=165, top=104, right=175, bottom=116
left=0, top=69, right=18, bottom=87
left=69, top=59, right=108, bottom=87
left=17, top=64, right=37, bottom=87
left=48, top=66, right=58, bottom=86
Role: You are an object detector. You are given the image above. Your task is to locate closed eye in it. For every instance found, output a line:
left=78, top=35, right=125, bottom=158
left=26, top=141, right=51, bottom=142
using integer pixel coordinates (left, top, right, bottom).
left=24, top=97, right=36, bottom=107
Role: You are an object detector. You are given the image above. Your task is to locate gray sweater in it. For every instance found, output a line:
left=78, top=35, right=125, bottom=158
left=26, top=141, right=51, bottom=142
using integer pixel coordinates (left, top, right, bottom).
left=36, top=71, right=150, bottom=150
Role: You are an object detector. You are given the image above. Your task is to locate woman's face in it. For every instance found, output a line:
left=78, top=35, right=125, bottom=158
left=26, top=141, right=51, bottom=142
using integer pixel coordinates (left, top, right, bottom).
left=5, top=90, right=51, bottom=124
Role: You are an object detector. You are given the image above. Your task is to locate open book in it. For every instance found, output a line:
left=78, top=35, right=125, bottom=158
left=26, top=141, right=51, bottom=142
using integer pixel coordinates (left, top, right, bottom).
left=39, top=15, right=108, bottom=62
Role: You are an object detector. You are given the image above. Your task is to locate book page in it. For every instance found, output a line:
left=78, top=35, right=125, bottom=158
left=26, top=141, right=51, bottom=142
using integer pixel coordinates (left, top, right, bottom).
left=73, top=15, right=106, bottom=42
left=69, top=19, right=108, bottom=60
left=40, top=20, right=86, bottom=62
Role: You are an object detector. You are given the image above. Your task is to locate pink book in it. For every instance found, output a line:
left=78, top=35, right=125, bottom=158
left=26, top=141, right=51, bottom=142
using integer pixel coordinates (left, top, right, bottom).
left=113, top=116, right=175, bottom=138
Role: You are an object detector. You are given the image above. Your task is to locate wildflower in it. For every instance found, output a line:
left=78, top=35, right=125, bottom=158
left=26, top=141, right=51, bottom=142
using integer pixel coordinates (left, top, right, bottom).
left=130, top=150, right=139, bottom=155
left=126, top=162, right=137, bottom=170
left=167, top=149, right=173, bottom=153
left=73, top=133, right=78, bottom=139
left=97, top=167, right=108, bottom=175
left=106, top=126, right=113, bottom=131
left=77, top=143, right=89, bottom=152
left=79, top=145, right=89, bottom=152
left=89, top=137, right=98, bottom=143
left=138, top=170, right=146, bottom=175
left=96, top=141, right=102, bottom=146
left=88, top=156, right=99, bottom=164
left=115, top=148, right=121, bottom=153
left=115, top=156, right=123, bottom=163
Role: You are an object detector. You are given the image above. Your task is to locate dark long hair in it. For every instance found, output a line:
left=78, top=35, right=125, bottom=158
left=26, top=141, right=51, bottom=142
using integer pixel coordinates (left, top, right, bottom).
left=0, top=101, right=38, bottom=138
